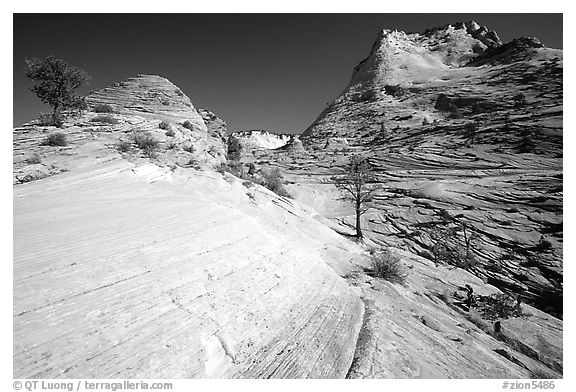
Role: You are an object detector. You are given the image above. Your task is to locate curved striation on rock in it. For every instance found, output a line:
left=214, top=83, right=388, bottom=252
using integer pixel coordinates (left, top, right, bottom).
left=86, top=74, right=207, bottom=133
left=13, top=160, right=364, bottom=378
left=346, top=249, right=562, bottom=379
left=289, top=22, right=563, bottom=318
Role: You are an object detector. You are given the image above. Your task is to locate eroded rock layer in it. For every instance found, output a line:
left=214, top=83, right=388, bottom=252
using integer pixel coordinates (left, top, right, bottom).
left=13, top=161, right=364, bottom=378
left=280, top=22, right=563, bottom=317
left=86, top=74, right=207, bottom=132
left=232, top=130, right=292, bottom=150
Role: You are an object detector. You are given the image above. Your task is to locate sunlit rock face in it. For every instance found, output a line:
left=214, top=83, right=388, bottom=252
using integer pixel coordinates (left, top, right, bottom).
left=13, top=74, right=367, bottom=378
left=57, top=75, right=225, bottom=168
left=12, top=20, right=563, bottom=380
left=13, top=161, right=365, bottom=378
left=232, top=130, right=292, bottom=150
left=283, top=22, right=563, bottom=318
left=86, top=74, right=207, bottom=131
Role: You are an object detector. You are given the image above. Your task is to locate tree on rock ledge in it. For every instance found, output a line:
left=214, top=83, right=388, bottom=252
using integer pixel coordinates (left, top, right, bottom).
left=331, top=155, right=376, bottom=241
left=25, top=56, right=90, bottom=126
left=227, top=135, right=243, bottom=161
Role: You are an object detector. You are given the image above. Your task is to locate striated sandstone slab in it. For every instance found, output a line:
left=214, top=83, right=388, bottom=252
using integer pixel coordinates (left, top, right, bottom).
left=13, top=161, right=364, bottom=378
left=346, top=249, right=562, bottom=378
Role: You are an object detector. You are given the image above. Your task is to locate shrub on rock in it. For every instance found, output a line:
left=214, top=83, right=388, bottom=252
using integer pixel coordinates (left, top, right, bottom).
left=227, top=135, right=243, bottom=162
left=517, top=129, right=536, bottom=153
left=370, top=249, right=408, bottom=284
left=384, top=84, right=405, bottom=97
left=42, top=132, right=67, bottom=147
left=132, top=132, right=159, bottom=157
left=181, top=120, right=194, bottom=130
left=258, top=168, right=291, bottom=198
left=90, top=114, right=119, bottom=124
left=116, top=140, right=132, bottom=153
left=93, top=104, right=115, bottom=113
left=477, top=293, right=523, bottom=321
left=26, top=154, right=42, bottom=164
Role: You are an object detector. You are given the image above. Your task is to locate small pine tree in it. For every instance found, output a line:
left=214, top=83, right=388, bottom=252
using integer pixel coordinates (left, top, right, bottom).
left=227, top=135, right=243, bottom=161
left=25, top=56, right=90, bottom=125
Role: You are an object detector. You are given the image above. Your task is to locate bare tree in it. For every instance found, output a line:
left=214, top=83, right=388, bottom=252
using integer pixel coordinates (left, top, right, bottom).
left=464, top=121, right=479, bottom=146
left=430, top=218, right=479, bottom=270
left=331, top=155, right=375, bottom=241
left=461, top=221, right=480, bottom=261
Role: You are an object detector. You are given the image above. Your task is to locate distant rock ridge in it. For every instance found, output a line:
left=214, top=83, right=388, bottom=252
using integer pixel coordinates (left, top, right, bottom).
left=232, top=130, right=292, bottom=150
left=234, top=129, right=291, bottom=137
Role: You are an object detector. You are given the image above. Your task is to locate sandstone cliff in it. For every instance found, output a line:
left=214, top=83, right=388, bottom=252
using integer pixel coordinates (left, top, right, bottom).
left=290, top=21, right=563, bottom=318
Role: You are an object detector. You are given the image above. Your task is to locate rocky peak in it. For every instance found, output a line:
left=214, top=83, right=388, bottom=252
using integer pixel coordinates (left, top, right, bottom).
left=422, top=20, right=502, bottom=49
left=348, top=21, right=504, bottom=89
left=86, top=74, right=207, bottom=133
left=298, top=18, right=562, bottom=321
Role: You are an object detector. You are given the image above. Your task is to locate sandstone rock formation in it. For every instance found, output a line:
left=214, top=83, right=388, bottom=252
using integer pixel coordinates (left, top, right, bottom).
left=346, top=249, right=562, bottom=378
left=13, top=75, right=227, bottom=183
left=13, top=160, right=366, bottom=378
left=13, top=22, right=563, bottom=379
left=198, top=108, right=227, bottom=140
left=86, top=74, right=206, bottom=131
left=232, top=130, right=292, bottom=150
left=278, top=22, right=563, bottom=318
left=13, top=156, right=562, bottom=378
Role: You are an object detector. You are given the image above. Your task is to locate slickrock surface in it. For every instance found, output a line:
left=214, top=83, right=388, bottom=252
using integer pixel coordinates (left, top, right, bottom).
left=13, top=160, right=365, bottom=378
left=346, top=249, right=562, bottom=378
left=281, top=22, right=563, bottom=318
left=13, top=157, right=562, bottom=378
left=14, top=75, right=369, bottom=377
left=13, top=22, right=563, bottom=378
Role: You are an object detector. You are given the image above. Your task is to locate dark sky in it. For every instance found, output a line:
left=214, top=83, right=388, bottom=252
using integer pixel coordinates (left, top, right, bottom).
left=13, top=14, right=563, bottom=132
